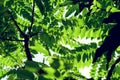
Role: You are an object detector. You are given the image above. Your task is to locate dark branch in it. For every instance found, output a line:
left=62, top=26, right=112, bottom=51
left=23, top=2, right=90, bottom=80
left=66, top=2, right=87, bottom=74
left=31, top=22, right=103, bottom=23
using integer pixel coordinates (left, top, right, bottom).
left=29, top=0, right=35, bottom=34
left=107, top=57, right=120, bottom=80
left=24, top=36, right=32, bottom=61
left=7, top=9, right=33, bottom=61
left=7, top=10, right=25, bottom=37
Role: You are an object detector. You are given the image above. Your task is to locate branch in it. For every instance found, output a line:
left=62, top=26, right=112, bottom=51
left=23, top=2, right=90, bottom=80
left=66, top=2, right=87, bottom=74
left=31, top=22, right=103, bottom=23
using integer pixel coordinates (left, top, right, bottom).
left=7, top=10, right=25, bottom=37
left=106, top=57, right=120, bottom=80
left=24, top=36, right=32, bottom=61
left=29, top=0, right=35, bottom=34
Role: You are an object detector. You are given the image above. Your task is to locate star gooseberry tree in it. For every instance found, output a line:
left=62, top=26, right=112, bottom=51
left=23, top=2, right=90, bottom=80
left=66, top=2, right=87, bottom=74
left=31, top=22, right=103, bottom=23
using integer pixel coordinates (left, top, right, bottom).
left=0, top=0, right=120, bottom=80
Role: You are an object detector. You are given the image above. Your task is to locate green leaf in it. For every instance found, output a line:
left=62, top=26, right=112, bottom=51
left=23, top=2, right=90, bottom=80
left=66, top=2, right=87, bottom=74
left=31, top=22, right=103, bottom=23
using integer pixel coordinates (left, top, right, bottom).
left=54, top=70, right=60, bottom=77
left=82, top=8, right=89, bottom=16
left=90, top=43, right=97, bottom=48
left=35, top=0, right=45, bottom=15
left=25, top=61, right=40, bottom=72
left=74, top=4, right=80, bottom=16
left=96, top=1, right=102, bottom=8
left=0, top=6, right=7, bottom=15
left=38, top=75, right=50, bottom=80
left=0, top=0, right=4, bottom=5
left=77, top=53, right=81, bottom=62
left=80, top=27, right=86, bottom=38
left=50, top=58, right=60, bottom=69
left=82, top=53, right=88, bottom=62
left=115, top=66, right=120, bottom=74
left=59, top=1, right=73, bottom=7
left=78, top=19, right=85, bottom=26
left=7, top=74, right=16, bottom=80
left=43, top=67, right=55, bottom=77
left=30, top=44, right=48, bottom=55
left=16, top=69, right=34, bottom=80
left=40, top=33, right=51, bottom=45
left=31, top=49, right=38, bottom=54
left=5, top=0, right=14, bottom=7
left=106, top=6, right=112, bottom=12
left=111, top=7, right=120, bottom=12
left=85, top=29, right=91, bottom=38
left=20, top=9, right=31, bottom=21
left=73, top=27, right=80, bottom=38
left=65, top=4, right=78, bottom=17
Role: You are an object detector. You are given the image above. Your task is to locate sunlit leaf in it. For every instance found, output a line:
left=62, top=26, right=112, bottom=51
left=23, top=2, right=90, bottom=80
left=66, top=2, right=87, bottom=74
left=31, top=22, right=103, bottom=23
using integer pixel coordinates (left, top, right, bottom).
left=96, top=1, right=102, bottom=8
left=82, top=8, right=89, bottom=16
left=106, top=6, right=112, bottom=12
left=80, top=27, right=86, bottom=38
left=30, top=44, right=48, bottom=55
left=59, top=1, right=73, bottom=7
left=111, top=7, right=120, bottom=12
left=0, top=0, right=119, bottom=79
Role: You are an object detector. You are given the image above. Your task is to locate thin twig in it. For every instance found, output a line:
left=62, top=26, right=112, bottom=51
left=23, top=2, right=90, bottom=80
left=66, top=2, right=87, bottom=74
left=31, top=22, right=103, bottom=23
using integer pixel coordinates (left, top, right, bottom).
left=7, top=9, right=25, bottom=37
left=106, top=57, right=120, bottom=80
left=29, top=0, right=35, bottom=34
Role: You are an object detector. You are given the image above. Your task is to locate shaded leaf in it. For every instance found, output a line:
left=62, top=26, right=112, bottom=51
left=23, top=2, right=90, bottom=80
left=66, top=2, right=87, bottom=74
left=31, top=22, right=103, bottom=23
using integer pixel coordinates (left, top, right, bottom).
left=35, top=0, right=45, bottom=15
left=82, top=53, right=88, bottom=62
left=54, top=70, right=60, bottom=77
left=77, top=53, right=81, bottom=62
left=16, top=69, right=34, bottom=80
left=65, top=4, right=78, bottom=17
left=50, top=58, right=60, bottom=69
left=25, top=61, right=40, bottom=72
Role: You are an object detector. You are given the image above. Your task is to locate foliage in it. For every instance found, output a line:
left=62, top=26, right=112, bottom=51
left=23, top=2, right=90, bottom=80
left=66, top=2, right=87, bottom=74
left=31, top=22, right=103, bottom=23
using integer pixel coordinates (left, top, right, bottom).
left=0, top=0, right=120, bottom=80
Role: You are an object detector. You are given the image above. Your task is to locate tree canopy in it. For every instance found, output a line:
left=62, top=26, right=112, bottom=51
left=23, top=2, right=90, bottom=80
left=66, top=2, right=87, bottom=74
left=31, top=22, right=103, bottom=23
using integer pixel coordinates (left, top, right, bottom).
left=0, top=0, right=120, bottom=80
